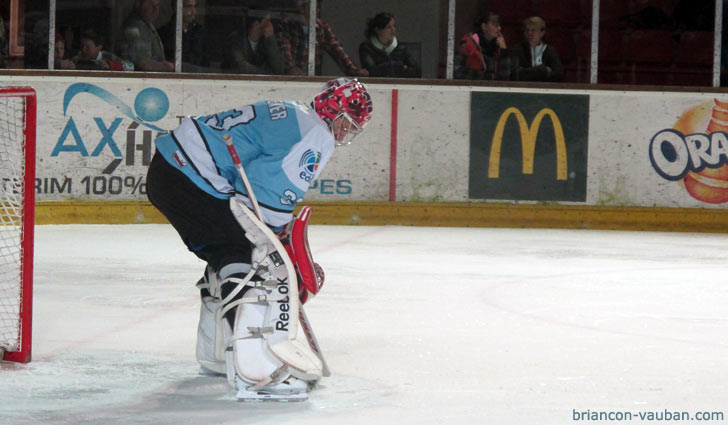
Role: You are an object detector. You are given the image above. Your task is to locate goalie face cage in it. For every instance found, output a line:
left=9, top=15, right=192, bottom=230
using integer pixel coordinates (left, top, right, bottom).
left=0, top=87, right=36, bottom=363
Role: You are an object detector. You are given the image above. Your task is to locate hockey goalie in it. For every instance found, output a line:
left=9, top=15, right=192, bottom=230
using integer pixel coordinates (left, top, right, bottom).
left=145, top=79, right=373, bottom=401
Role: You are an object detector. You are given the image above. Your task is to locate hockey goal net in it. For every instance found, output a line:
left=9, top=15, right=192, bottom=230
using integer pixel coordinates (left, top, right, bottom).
left=0, top=87, right=36, bottom=363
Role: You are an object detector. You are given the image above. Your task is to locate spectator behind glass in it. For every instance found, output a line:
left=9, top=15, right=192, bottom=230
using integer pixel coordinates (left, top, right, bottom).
left=118, top=0, right=174, bottom=72
left=223, top=10, right=284, bottom=75
left=158, top=0, right=210, bottom=72
left=0, top=16, right=7, bottom=68
left=509, top=17, right=563, bottom=82
left=54, top=33, right=75, bottom=69
left=72, top=29, right=134, bottom=71
left=276, top=0, right=368, bottom=77
left=359, top=12, right=421, bottom=78
left=454, top=13, right=510, bottom=80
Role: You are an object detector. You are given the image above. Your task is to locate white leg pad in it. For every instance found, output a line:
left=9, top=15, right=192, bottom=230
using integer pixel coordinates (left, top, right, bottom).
left=224, top=287, right=323, bottom=391
left=228, top=197, right=325, bottom=381
left=269, top=338, right=324, bottom=381
left=196, top=296, right=226, bottom=375
left=195, top=264, right=250, bottom=376
left=230, top=288, right=283, bottom=383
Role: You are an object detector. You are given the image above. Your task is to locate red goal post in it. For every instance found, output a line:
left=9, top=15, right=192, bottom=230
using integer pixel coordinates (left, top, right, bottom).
left=0, top=86, right=36, bottom=363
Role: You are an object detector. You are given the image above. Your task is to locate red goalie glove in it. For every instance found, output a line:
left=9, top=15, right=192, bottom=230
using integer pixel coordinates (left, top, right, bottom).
left=280, top=206, right=324, bottom=304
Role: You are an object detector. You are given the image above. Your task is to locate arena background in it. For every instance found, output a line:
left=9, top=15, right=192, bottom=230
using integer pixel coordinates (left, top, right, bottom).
left=2, top=74, right=728, bottom=232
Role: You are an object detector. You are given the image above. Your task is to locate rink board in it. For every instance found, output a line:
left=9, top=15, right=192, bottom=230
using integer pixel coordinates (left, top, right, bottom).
left=1, top=74, right=727, bottom=229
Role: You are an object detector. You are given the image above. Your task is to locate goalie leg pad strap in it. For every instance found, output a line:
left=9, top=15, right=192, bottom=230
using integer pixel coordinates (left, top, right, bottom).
left=195, top=263, right=255, bottom=375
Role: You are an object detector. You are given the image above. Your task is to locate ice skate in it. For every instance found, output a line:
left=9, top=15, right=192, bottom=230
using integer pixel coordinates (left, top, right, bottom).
left=234, top=374, right=312, bottom=402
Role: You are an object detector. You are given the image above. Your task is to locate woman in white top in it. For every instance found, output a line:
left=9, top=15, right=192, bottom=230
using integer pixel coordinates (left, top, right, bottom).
left=509, top=16, right=563, bottom=82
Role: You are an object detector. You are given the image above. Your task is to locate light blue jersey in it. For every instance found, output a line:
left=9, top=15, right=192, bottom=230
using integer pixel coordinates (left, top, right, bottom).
left=154, top=100, right=335, bottom=227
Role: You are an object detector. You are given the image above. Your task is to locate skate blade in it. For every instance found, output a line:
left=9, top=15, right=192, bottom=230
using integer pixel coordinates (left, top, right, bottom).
left=236, top=389, right=308, bottom=402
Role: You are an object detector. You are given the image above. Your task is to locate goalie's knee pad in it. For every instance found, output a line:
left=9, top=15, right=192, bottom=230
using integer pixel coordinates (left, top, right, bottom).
left=195, top=264, right=250, bottom=375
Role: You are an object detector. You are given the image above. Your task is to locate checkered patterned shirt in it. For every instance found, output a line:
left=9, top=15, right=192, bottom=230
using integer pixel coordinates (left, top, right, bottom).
left=276, top=18, right=360, bottom=76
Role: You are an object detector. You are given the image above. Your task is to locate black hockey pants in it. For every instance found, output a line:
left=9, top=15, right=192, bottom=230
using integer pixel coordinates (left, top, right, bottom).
left=146, top=151, right=253, bottom=272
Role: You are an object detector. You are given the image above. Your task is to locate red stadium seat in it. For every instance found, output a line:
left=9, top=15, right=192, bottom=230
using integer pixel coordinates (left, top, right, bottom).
left=625, top=29, right=674, bottom=64
left=488, top=0, right=536, bottom=24
left=599, top=0, right=634, bottom=29
left=545, top=29, right=577, bottom=64
left=673, top=31, right=715, bottom=87
left=535, top=0, right=585, bottom=26
left=596, top=30, right=627, bottom=84
left=676, top=31, right=714, bottom=66
left=500, top=22, right=524, bottom=46
left=672, top=72, right=712, bottom=87
left=598, top=30, right=625, bottom=64
left=624, top=30, right=675, bottom=86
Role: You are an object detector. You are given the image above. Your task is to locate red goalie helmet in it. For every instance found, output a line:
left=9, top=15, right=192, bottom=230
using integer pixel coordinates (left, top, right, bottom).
left=314, top=78, right=373, bottom=146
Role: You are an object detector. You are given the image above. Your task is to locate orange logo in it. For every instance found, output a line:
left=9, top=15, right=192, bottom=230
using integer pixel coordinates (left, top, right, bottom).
left=649, top=99, right=728, bottom=204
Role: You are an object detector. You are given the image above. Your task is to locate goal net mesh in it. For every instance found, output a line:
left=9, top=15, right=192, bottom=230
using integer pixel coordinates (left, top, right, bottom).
left=0, top=95, right=27, bottom=353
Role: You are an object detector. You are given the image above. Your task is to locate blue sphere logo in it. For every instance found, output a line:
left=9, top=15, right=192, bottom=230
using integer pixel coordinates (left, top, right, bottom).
left=299, top=149, right=321, bottom=173
left=134, top=88, right=169, bottom=122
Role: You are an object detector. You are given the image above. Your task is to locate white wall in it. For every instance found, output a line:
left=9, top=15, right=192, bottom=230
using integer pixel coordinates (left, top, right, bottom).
left=4, top=75, right=728, bottom=210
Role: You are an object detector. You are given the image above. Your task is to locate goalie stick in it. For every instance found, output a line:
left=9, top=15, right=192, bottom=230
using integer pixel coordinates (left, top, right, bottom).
left=223, top=134, right=331, bottom=378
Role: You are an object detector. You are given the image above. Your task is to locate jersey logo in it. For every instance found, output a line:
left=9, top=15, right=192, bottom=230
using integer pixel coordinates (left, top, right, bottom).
left=298, top=149, right=321, bottom=183
left=172, top=150, right=188, bottom=167
left=300, top=149, right=321, bottom=173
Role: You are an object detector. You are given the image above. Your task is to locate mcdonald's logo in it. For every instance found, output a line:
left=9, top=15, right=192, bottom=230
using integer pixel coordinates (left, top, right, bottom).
left=488, top=107, right=568, bottom=180
left=469, top=92, right=588, bottom=202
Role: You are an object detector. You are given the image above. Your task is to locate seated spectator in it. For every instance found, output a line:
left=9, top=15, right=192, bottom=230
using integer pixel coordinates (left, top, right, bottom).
left=158, top=0, right=209, bottom=72
left=0, top=17, right=7, bottom=68
left=223, top=11, right=284, bottom=75
left=509, top=17, right=563, bottom=82
left=54, top=33, right=75, bottom=70
left=118, top=0, right=174, bottom=72
left=454, top=13, right=510, bottom=80
left=276, top=0, right=367, bottom=77
left=71, top=29, right=134, bottom=71
left=359, top=12, right=421, bottom=78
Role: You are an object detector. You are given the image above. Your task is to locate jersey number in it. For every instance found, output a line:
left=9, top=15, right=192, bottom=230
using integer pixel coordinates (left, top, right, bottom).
left=205, top=106, right=256, bottom=131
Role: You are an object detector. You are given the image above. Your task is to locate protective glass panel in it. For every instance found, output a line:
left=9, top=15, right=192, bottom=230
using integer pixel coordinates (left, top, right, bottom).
left=319, top=0, right=441, bottom=78
left=454, top=0, right=593, bottom=83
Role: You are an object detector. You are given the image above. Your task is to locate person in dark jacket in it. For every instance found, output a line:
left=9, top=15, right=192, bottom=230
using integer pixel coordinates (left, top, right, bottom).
left=223, top=11, right=284, bottom=75
left=359, top=12, right=421, bottom=78
left=454, top=13, right=511, bottom=80
left=0, top=17, right=7, bottom=68
left=509, top=16, right=563, bottom=82
left=158, top=0, right=210, bottom=72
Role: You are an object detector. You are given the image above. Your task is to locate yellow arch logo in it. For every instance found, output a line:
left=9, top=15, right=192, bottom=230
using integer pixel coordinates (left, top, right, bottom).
left=488, top=107, right=568, bottom=180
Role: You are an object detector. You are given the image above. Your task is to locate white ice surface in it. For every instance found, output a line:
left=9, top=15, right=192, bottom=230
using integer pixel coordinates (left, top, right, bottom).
left=1, top=224, right=728, bottom=424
